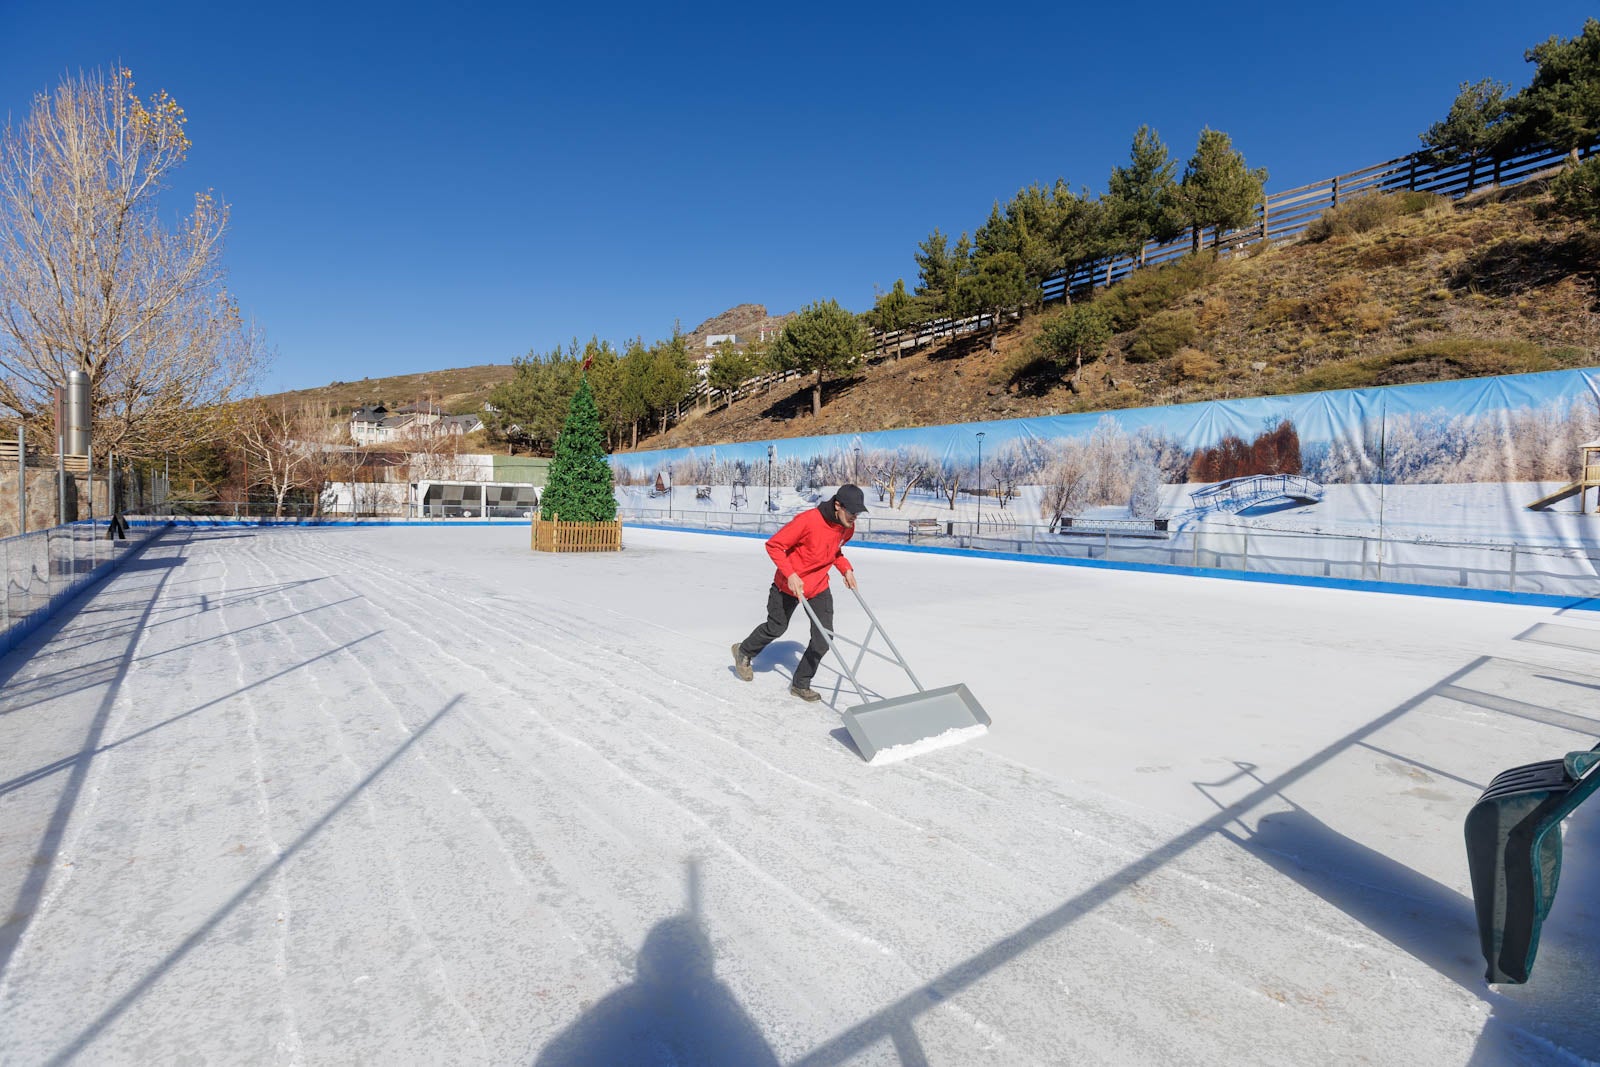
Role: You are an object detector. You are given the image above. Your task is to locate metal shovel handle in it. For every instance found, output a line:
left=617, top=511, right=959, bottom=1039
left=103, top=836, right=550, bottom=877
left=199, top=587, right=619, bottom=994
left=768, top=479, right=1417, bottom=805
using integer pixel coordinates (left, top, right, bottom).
left=797, top=583, right=924, bottom=706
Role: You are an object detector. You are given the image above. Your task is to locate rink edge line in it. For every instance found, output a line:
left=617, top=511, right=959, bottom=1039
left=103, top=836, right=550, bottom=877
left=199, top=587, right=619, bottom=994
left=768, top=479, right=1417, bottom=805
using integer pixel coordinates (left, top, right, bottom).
left=620, top=521, right=1600, bottom=613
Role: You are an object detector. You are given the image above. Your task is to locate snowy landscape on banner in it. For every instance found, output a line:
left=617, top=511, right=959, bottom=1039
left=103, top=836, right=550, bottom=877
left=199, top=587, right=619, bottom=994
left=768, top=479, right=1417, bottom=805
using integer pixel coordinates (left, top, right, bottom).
left=613, top=368, right=1600, bottom=555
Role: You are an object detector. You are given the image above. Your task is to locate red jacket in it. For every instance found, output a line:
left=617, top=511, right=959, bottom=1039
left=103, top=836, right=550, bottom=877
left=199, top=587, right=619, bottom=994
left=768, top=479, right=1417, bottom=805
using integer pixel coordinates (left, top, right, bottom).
left=765, top=505, right=854, bottom=598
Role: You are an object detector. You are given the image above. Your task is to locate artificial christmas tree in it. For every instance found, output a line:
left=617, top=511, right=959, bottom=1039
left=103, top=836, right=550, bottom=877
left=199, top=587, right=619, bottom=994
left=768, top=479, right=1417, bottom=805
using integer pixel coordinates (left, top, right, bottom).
left=531, top=377, right=621, bottom=551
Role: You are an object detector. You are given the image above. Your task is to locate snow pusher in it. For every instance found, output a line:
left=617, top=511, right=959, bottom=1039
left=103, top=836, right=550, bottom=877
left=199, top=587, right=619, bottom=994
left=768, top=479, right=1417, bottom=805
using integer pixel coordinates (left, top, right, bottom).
left=799, top=586, right=990, bottom=764
left=1465, top=741, right=1600, bottom=983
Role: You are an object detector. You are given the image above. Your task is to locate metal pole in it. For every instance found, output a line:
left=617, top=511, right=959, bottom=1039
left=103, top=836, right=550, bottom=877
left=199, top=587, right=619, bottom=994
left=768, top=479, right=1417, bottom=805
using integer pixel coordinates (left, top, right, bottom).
left=86, top=445, right=94, bottom=526
left=975, top=432, right=985, bottom=533
left=56, top=435, right=65, bottom=526
left=109, top=453, right=116, bottom=530
left=16, top=425, right=24, bottom=535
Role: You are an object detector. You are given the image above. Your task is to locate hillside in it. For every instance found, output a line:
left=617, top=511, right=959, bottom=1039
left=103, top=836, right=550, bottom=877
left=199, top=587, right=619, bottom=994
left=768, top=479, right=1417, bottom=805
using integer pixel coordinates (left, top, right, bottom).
left=262, top=305, right=794, bottom=422
left=630, top=181, right=1600, bottom=453
left=269, top=363, right=516, bottom=416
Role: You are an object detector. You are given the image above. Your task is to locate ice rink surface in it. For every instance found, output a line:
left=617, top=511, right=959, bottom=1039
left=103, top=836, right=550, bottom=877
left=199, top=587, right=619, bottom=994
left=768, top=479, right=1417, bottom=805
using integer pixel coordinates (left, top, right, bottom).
left=2, top=524, right=1599, bottom=1065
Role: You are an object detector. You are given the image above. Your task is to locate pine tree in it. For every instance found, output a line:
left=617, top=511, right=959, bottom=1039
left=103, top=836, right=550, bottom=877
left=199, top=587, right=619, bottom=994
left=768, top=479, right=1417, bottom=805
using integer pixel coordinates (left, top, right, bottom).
left=1419, top=80, right=1514, bottom=190
left=771, top=299, right=865, bottom=415
left=540, top=376, right=616, bottom=523
left=1107, top=127, right=1184, bottom=265
left=1510, top=18, right=1600, bottom=162
left=1178, top=128, right=1268, bottom=252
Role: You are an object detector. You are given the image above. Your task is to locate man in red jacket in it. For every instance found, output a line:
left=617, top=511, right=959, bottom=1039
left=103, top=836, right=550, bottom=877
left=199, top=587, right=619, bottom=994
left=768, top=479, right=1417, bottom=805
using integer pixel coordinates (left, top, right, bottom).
left=731, top=484, right=867, bottom=701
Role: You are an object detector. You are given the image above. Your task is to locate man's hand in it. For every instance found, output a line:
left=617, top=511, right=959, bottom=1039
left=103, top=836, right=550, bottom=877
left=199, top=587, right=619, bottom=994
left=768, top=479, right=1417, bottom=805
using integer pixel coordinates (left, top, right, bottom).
left=843, top=569, right=858, bottom=591
left=787, top=573, right=806, bottom=598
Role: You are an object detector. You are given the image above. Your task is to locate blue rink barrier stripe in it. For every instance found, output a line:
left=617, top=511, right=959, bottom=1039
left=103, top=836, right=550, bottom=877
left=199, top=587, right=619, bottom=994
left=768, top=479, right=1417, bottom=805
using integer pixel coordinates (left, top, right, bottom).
left=130, top=518, right=517, bottom=528
left=620, top=521, right=1600, bottom=613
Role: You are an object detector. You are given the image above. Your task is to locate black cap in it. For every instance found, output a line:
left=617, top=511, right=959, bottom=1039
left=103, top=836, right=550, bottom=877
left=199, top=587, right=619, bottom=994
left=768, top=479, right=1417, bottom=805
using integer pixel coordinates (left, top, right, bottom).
left=833, top=483, right=868, bottom=515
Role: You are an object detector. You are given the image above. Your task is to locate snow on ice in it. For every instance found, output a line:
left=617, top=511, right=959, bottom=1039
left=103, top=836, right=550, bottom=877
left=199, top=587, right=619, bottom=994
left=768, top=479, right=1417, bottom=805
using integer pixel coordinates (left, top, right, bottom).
left=1, top=523, right=1599, bottom=1064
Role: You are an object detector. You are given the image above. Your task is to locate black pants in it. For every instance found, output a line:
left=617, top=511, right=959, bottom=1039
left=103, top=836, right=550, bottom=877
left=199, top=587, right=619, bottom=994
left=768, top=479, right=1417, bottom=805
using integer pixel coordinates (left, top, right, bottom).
left=739, top=586, right=833, bottom=689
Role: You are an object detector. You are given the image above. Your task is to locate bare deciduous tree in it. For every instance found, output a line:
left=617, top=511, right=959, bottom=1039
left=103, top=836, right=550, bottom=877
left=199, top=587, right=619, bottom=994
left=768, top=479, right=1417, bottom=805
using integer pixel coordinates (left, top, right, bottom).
left=235, top=398, right=333, bottom=518
left=0, top=66, right=263, bottom=458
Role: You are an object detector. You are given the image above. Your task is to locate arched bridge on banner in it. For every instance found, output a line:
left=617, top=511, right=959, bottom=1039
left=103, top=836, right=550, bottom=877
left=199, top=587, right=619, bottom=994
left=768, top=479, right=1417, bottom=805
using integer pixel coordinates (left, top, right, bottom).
left=1189, top=474, right=1324, bottom=515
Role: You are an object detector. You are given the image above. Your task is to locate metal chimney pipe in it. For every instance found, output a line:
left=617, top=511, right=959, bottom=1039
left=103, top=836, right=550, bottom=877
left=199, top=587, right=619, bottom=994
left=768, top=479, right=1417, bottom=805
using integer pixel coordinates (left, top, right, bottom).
left=65, top=369, right=91, bottom=456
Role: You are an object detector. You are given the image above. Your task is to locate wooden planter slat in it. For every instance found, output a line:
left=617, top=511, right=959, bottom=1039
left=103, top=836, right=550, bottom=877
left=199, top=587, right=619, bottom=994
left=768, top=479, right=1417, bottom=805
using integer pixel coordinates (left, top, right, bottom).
left=530, top=512, right=622, bottom=553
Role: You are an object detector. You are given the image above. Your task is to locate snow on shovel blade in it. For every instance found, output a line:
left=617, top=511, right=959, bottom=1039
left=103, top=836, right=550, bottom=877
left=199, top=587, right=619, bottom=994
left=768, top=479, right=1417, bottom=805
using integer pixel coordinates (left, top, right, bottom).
left=842, top=683, right=990, bottom=765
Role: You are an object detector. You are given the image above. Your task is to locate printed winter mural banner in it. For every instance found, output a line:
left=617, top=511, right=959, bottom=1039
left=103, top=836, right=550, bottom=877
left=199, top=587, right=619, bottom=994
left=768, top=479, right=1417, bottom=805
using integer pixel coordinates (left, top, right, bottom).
left=610, top=367, right=1600, bottom=552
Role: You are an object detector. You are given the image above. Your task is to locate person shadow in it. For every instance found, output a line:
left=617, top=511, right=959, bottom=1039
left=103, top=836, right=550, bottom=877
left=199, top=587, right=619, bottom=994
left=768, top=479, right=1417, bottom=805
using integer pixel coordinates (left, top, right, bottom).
left=736, top=639, right=806, bottom=681
left=535, top=860, right=779, bottom=1067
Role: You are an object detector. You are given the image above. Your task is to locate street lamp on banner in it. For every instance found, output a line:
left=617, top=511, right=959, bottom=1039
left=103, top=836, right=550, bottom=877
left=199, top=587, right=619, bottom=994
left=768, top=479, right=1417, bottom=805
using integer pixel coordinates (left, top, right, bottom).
left=853, top=445, right=861, bottom=484
left=767, top=444, right=775, bottom=513
left=975, top=431, right=985, bottom=533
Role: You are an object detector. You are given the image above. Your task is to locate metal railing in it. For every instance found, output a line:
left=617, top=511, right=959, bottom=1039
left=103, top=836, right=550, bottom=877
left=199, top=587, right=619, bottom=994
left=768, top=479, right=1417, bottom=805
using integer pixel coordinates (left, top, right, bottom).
left=1, top=520, right=168, bottom=656
left=161, top=499, right=541, bottom=523
left=616, top=507, right=1600, bottom=599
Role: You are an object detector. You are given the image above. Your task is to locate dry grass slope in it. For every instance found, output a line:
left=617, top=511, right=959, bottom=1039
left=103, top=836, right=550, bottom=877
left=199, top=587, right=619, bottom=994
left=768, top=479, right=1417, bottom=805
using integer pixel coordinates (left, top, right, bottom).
left=267, top=363, right=516, bottom=415
left=630, top=182, right=1599, bottom=453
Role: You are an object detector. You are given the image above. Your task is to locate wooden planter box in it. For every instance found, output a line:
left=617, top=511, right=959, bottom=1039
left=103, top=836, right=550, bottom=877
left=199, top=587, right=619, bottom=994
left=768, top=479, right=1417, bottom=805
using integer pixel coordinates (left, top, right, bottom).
left=530, top=512, right=622, bottom=553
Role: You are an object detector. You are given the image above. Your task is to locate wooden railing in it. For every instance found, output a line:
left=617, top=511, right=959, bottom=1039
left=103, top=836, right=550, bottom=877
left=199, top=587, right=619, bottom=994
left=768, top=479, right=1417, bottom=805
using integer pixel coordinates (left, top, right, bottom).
left=1030, top=140, right=1587, bottom=306
left=530, top=512, right=622, bottom=552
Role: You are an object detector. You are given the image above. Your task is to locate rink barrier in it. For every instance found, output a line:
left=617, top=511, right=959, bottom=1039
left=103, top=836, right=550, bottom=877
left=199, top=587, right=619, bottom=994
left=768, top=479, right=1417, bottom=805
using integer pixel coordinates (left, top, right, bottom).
left=619, top=520, right=1600, bottom=613
left=1, top=519, right=172, bottom=657
left=128, top=517, right=523, bottom=528
left=115, top=511, right=1600, bottom=611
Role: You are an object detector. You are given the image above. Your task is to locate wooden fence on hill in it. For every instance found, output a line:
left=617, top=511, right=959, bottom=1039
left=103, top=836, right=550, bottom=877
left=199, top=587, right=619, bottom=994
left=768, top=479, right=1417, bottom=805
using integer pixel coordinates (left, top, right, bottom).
left=674, top=140, right=1591, bottom=423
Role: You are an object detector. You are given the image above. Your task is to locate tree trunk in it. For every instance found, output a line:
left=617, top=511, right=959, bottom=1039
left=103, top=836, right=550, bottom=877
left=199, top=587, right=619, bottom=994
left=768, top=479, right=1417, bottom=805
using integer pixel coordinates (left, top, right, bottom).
left=989, top=313, right=999, bottom=351
left=812, top=371, right=822, bottom=417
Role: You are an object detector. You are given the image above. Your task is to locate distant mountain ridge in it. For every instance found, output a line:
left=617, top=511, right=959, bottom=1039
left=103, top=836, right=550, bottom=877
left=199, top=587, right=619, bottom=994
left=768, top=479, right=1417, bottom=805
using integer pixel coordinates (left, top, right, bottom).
left=683, top=303, right=793, bottom=351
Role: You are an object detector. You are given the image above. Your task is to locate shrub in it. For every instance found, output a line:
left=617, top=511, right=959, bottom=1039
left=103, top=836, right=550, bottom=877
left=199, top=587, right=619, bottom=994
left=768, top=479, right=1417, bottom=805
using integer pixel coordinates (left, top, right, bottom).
left=1096, top=255, right=1216, bottom=332
left=1552, top=158, right=1600, bottom=227
left=1253, top=296, right=1303, bottom=329
left=1125, top=310, right=1197, bottom=364
left=1350, top=301, right=1393, bottom=333
left=1034, top=304, right=1113, bottom=373
left=1305, top=277, right=1368, bottom=329
left=1196, top=295, right=1231, bottom=330
left=1171, top=346, right=1220, bottom=382
left=1301, top=190, right=1449, bottom=242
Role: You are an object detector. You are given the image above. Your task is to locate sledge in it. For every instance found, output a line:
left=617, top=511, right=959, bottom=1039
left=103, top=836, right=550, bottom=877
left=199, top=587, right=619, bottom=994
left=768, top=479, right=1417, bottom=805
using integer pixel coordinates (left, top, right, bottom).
left=799, top=586, right=990, bottom=764
left=1464, top=742, right=1600, bottom=983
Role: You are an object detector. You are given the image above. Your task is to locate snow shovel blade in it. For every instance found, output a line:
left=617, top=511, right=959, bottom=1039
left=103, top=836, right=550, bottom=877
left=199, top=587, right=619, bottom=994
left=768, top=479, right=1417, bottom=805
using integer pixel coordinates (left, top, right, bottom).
left=842, top=683, right=990, bottom=764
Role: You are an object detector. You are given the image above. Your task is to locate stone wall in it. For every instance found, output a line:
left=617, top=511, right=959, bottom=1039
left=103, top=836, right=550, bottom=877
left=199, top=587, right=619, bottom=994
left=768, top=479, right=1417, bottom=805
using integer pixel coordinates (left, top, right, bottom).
left=0, top=467, right=110, bottom=538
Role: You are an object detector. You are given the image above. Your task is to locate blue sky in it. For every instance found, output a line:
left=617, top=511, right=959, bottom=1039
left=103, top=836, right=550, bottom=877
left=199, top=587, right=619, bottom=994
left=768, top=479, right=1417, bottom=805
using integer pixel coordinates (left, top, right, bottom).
left=1, top=2, right=1591, bottom=394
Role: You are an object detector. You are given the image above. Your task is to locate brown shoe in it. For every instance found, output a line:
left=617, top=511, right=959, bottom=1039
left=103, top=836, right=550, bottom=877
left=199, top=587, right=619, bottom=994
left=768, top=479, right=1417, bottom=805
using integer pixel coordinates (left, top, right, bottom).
left=731, top=644, right=753, bottom=682
left=789, top=684, right=822, bottom=702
